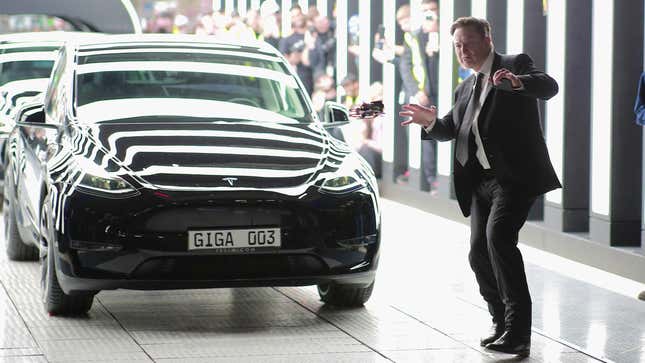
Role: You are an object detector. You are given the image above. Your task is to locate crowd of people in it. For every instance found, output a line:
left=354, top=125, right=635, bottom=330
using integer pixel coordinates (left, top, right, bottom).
left=373, top=0, right=441, bottom=190
left=144, top=3, right=335, bottom=99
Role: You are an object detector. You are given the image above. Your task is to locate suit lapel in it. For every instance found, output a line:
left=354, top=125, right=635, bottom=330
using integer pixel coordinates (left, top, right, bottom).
left=477, top=53, right=504, bottom=132
left=482, top=53, right=503, bottom=107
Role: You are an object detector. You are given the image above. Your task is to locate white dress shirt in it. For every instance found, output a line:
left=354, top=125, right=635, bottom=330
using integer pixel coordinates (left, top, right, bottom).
left=469, top=49, right=495, bottom=169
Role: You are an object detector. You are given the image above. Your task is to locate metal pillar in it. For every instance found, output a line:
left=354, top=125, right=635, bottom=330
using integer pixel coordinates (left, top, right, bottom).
left=543, top=0, right=592, bottom=232
left=589, top=0, right=644, bottom=246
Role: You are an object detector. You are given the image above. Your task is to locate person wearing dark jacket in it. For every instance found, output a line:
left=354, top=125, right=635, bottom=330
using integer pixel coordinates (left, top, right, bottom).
left=400, top=17, right=560, bottom=357
left=635, top=71, right=645, bottom=125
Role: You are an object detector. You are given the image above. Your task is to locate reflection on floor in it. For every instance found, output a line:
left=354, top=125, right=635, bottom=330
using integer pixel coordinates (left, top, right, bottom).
left=0, top=199, right=642, bottom=362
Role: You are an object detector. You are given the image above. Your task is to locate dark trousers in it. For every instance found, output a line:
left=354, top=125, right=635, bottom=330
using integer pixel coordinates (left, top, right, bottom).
left=422, top=139, right=437, bottom=185
left=468, top=171, right=535, bottom=335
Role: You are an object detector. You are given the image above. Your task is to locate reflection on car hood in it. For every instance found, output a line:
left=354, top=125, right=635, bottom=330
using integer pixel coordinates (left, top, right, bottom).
left=0, top=78, right=49, bottom=117
left=80, top=119, right=352, bottom=194
left=76, top=98, right=303, bottom=125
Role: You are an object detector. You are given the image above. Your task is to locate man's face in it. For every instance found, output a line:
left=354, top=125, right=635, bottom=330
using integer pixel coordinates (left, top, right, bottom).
left=422, top=1, right=438, bottom=14
left=314, top=16, right=330, bottom=33
left=453, top=26, right=491, bottom=70
left=287, top=51, right=302, bottom=65
left=397, top=16, right=411, bottom=33
left=421, top=1, right=439, bottom=33
left=343, top=81, right=358, bottom=97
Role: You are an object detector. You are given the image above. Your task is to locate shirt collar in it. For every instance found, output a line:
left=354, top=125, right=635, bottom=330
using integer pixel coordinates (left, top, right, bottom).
left=478, top=47, right=495, bottom=77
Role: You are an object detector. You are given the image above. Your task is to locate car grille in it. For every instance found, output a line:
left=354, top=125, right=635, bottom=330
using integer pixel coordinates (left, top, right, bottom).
left=130, top=254, right=328, bottom=280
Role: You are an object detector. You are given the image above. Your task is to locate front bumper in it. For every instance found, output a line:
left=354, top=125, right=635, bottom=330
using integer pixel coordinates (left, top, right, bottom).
left=52, top=186, right=380, bottom=294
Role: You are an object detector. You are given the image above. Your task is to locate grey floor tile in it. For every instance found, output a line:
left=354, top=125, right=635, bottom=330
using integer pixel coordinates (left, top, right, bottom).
left=130, top=325, right=340, bottom=344
left=156, top=352, right=390, bottom=363
left=384, top=348, right=497, bottom=363
left=46, top=352, right=153, bottom=363
left=141, top=338, right=372, bottom=359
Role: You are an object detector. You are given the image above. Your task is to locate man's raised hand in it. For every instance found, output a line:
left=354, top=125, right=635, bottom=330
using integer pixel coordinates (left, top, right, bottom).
left=399, top=103, right=437, bottom=128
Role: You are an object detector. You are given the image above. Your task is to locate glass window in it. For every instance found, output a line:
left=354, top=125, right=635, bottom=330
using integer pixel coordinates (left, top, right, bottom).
left=75, top=52, right=313, bottom=123
left=0, top=60, right=54, bottom=86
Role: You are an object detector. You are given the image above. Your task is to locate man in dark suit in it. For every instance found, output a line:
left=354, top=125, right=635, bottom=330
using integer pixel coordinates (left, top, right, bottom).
left=399, top=17, right=560, bottom=357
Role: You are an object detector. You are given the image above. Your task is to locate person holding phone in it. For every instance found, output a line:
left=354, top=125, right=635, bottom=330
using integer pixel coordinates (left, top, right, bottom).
left=399, top=17, right=560, bottom=357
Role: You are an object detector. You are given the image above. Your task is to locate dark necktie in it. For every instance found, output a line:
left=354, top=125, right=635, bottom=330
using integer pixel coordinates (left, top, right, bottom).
left=455, top=72, right=483, bottom=166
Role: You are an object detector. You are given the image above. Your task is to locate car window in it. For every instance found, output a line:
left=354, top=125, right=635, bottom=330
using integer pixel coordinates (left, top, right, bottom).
left=75, top=51, right=313, bottom=123
left=0, top=60, right=54, bottom=86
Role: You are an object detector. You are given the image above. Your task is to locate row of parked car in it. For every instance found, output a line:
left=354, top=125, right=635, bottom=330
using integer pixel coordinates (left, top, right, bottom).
left=0, top=31, right=381, bottom=315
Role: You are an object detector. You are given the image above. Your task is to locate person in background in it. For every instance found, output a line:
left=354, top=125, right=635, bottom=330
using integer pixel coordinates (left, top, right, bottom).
left=279, top=14, right=307, bottom=55
left=284, top=40, right=314, bottom=96
left=357, top=82, right=384, bottom=178
left=259, top=0, right=281, bottom=49
left=290, top=4, right=304, bottom=19
left=312, top=73, right=344, bottom=142
left=340, top=73, right=359, bottom=110
left=635, top=71, right=645, bottom=125
left=419, top=0, right=440, bottom=193
left=307, top=15, right=336, bottom=78
left=391, top=4, right=415, bottom=184
left=311, top=73, right=337, bottom=119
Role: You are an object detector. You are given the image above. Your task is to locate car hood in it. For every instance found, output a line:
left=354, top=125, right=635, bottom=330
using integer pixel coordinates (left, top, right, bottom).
left=77, top=102, right=351, bottom=193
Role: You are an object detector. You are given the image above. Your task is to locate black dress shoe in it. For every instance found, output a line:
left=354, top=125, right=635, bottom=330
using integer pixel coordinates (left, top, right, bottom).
left=479, top=323, right=505, bottom=347
left=485, top=331, right=531, bottom=356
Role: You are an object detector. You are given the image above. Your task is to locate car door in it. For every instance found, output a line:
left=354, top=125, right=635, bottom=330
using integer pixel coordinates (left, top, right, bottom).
left=15, top=50, right=67, bottom=244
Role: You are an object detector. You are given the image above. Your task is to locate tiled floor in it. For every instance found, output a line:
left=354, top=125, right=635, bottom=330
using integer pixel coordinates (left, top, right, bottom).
left=0, top=199, right=642, bottom=362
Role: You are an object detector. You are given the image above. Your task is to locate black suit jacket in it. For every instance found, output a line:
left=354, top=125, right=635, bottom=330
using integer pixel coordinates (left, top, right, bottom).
left=422, top=52, right=561, bottom=217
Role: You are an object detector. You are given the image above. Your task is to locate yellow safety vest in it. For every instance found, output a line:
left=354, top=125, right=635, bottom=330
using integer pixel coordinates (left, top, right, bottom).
left=404, top=32, right=426, bottom=91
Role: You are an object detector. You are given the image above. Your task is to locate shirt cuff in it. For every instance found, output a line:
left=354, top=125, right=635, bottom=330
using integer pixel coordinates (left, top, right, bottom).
left=513, top=80, right=525, bottom=91
left=423, top=121, right=436, bottom=133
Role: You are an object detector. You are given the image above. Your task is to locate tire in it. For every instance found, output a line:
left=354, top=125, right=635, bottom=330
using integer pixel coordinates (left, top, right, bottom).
left=40, top=206, right=94, bottom=316
left=4, top=196, right=38, bottom=261
left=317, top=280, right=375, bottom=307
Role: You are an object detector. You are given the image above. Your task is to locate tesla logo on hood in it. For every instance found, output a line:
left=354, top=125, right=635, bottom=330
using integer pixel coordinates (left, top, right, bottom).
left=222, top=177, right=238, bottom=186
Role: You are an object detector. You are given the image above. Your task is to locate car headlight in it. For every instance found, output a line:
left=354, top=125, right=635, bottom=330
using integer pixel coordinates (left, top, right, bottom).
left=319, top=154, right=370, bottom=194
left=80, top=172, right=133, bottom=192
left=74, top=158, right=138, bottom=197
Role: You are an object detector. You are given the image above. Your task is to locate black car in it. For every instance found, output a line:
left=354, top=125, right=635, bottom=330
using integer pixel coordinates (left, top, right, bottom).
left=4, top=34, right=380, bottom=315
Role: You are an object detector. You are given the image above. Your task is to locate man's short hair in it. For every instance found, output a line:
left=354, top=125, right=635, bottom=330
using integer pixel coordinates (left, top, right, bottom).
left=396, top=5, right=410, bottom=22
left=450, top=17, right=491, bottom=38
left=341, top=73, right=357, bottom=86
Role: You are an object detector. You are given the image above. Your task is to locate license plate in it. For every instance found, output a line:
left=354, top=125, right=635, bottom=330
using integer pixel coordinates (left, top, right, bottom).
left=187, top=227, right=281, bottom=251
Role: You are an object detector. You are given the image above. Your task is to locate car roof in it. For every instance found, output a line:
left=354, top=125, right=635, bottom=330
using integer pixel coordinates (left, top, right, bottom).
left=0, top=31, right=105, bottom=45
left=72, top=33, right=279, bottom=56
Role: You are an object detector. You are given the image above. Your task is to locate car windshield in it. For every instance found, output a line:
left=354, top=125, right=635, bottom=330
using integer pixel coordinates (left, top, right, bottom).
left=75, top=50, right=314, bottom=123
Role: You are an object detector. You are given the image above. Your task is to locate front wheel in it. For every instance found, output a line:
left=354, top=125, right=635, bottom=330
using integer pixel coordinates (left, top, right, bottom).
left=40, top=206, right=94, bottom=316
left=317, top=280, right=375, bottom=307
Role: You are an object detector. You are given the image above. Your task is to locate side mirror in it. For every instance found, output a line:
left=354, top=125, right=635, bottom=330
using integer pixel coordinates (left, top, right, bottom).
left=15, top=102, right=57, bottom=130
left=322, top=101, right=350, bottom=127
